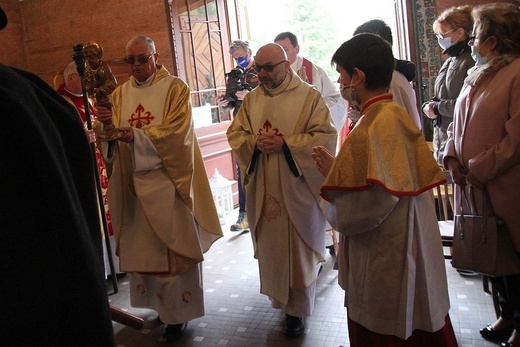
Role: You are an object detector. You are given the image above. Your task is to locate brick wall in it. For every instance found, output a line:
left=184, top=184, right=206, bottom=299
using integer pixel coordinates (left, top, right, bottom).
left=1, top=0, right=173, bottom=86
left=0, top=0, right=26, bottom=69
left=7, top=0, right=516, bottom=90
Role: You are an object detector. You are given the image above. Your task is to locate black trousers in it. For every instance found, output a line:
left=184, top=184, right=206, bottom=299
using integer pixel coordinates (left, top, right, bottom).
left=489, top=253, right=520, bottom=332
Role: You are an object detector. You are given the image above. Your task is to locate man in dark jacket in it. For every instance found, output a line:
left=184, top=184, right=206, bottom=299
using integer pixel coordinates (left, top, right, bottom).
left=217, top=40, right=259, bottom=232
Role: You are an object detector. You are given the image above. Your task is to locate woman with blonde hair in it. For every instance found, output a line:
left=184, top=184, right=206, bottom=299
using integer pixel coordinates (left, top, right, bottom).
left=423, top=5, right=474, bottom=165
left=443, top=3, right=520, bottom=346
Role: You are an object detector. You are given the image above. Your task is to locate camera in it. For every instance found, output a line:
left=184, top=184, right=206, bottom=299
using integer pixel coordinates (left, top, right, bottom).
left=226, top=67, right=245, bottom=80
left=223, top=67, right=252, bottom=103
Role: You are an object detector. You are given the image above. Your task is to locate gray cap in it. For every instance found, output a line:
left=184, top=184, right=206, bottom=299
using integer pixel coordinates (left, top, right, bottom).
left=0, top=7, right=7, bottom=31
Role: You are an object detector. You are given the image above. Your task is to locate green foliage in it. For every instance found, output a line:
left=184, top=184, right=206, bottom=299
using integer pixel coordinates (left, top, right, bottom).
left=248, top=0, right=397, bottom=80
left=285, top=0, right=337, bottom=76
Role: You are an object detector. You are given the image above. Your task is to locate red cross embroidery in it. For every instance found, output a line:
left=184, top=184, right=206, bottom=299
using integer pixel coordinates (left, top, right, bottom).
left=127, top=103, right=155, bottom=129
left=257, top=119, right=283, bottom=136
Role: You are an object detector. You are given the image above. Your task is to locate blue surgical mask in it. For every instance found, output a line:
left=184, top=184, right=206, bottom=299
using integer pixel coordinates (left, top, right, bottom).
left=471, top=45, right=488, bottom=66
left=236, top=56, right=249, bottom=69
left=438, top=37, right=454, bottom=51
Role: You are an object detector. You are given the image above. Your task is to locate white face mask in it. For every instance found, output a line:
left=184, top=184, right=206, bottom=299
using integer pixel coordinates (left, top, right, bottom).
left=340, top=83, right=361, bottom=121
left=438, top=36, right=455, bottom=51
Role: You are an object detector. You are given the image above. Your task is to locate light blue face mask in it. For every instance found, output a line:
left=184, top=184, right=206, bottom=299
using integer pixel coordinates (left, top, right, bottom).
left=236, top=56, right=249, bottom=69
left=438, top=37, right=455, bottom=51
left=471, top=44, right=488, bottom=65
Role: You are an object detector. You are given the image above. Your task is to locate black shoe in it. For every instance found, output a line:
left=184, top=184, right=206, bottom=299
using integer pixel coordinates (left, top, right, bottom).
left=480, top=324, right=514, bottom=342
left=457, top=269, right=480, bottom=276
left=160, top=322, right=187, bottom=342
left=500, top=342, right=514, bottom=347
left=326, top=244, right=336, bottom=256
left=284, top=315, right=304, bottom=338
left=107, top=272, right=127, bottom=280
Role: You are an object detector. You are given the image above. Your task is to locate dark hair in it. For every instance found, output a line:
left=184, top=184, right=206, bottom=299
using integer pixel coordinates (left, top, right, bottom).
left=274, top=32, right=298, bottom=47
left=353, top=19, right=393, bottom=45
left=331, top=33, right=395, bottom=91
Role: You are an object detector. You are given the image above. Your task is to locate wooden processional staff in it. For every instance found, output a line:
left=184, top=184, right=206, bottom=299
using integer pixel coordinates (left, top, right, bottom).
left=72, top=44, right=143, bottom=330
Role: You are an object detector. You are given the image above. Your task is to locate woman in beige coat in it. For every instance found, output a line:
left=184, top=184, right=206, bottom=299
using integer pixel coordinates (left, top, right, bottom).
left=443, top=3, right=520, bottom=347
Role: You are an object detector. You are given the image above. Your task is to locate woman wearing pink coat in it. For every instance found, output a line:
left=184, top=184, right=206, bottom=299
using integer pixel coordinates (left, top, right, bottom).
left=443, top=3, right=520, bottom=347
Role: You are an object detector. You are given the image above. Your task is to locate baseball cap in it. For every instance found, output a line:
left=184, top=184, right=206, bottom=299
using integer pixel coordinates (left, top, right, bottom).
left=0, top=7, right=7, bottom=31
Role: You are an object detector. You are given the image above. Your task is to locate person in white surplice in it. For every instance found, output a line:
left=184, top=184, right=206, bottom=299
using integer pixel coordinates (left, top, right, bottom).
left=313, top=33, right=458, bottom=347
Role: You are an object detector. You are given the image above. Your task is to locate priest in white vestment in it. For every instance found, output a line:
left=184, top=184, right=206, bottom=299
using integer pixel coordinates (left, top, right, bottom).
left=274, top=31, right=346, bottom=131
left=227, top=43, right=337, bottom=338
left=314, top=34, right=458, bottom=347
left=96, top=36, right=223, bottom=342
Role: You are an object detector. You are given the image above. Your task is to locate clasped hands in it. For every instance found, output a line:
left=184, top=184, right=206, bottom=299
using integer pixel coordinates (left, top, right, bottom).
left=96, top=105, right=134, bottom=143
left=256, top=133, right=283, bottom=155
left=422, top=102, right=438, bottom=120
left=445, top=156, right=484, bottom=189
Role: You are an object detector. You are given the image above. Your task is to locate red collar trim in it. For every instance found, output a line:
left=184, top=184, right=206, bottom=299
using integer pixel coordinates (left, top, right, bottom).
left=360, top=94, right=393, bottom=114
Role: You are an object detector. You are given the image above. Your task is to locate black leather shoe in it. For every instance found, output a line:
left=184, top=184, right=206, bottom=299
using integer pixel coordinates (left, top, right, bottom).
left=457, top=269, right=479, bottom=276
left=106, top=272, right=127, bottom=280
left=480, top=324, right=514, bottom=342
left=161, top=322, right=187, bottom=342
left=284, top=315, right=304, bottom=338
left=500, top=342, right=514, bottom=347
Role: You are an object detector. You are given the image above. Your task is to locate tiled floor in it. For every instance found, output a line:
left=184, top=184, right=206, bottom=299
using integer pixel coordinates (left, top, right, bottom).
left=109, top=216, right=501, bottom=347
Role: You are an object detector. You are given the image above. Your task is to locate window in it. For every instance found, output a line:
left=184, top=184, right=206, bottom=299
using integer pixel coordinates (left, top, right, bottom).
left=169, top=0, right=229, bottom=125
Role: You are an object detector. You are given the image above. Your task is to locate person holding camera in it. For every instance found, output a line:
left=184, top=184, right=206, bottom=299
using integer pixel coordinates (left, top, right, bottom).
left=217, top=40, right=259, bottom=232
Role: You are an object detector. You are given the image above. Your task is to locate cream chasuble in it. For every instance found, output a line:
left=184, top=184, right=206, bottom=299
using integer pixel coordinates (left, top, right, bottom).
left=227, top=69, right=337, bottom=316
left=103, top=66, right=222, bottom=324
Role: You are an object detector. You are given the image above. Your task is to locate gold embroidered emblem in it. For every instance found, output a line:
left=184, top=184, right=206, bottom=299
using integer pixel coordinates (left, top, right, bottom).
left=136, top=284, right=146, bottom=295
left=262, top=194, right=281, bottom=221
left=182, top=291, right=192, bottom=303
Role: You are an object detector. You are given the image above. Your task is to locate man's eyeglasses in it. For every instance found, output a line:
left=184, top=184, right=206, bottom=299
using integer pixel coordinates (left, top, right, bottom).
left=254, top=60, right=285, bottom=72
left=124, top=54, right=153, bottom=65
left=436, top=28, right=455, bottom=40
